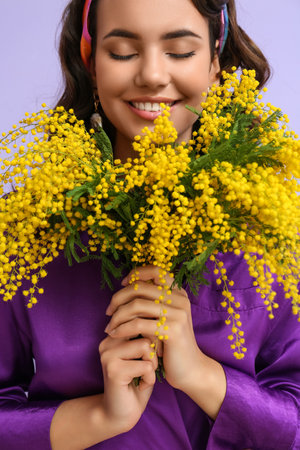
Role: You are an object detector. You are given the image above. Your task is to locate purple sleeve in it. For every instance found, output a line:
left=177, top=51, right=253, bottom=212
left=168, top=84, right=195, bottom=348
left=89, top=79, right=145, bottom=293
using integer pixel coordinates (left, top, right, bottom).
left=208, top=299, right=300, bottom=450
left=0, top=299, right=61, bottom=450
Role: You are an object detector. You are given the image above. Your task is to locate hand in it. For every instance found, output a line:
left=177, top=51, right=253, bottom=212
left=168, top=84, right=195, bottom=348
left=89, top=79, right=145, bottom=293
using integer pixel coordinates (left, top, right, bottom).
left=99, top=334, right=157, bottom=432
left=104, top=265, right=204, bottom=392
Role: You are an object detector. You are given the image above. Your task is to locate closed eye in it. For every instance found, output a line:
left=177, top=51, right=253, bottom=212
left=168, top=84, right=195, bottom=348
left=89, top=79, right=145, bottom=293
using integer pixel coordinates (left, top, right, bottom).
left=109, top=52, right=137, bottom=60
left=109, top=51, right=196, bottom=61
left=167, top=51, right=196, bottom=59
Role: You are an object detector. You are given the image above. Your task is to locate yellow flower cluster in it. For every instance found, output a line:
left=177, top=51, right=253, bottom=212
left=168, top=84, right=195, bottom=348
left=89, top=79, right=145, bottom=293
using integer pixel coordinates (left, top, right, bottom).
left=126, top=110, right=193, bottom=270
left=196, top=68, right=298, bottom=153
left=210, top=256, right=246, bottom=359
left=0, top=106, right=101, bottom=307
left=0, top=69, right=299, bottom=360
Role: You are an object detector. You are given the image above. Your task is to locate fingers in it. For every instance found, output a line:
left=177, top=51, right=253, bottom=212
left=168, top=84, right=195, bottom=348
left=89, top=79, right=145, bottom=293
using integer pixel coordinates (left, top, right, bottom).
left=103, top=299, right=166, bottom=360
left=99, top=335, right=128, bottom=352
left=105, top=306, right=192, bottom=345
left=106, top=278, right=189, bottom=317
left=105, top=284, right=193, bottom=341
left=120, top=360, right=156, bottom=391
left=99, top=336, right=158, bottom=371
left=104, top=358, right=155, bottom=392
left=137, top=361, right=156, bottom=391
left=122, top=265, right=174, bottom=288
left=106, top=281, right=164, bottom=316
left=122, top=266, right=187, bottom=298
left=106, top=317, right=158, bottom=340
left=105, top=298, right=161, bottom=334
left=99, top=337, right=157, bottom=390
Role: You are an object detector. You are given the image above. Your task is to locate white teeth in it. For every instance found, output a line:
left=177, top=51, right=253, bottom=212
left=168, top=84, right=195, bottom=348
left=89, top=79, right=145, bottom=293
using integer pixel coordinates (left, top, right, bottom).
left=132, top=102, right=173, bottom=112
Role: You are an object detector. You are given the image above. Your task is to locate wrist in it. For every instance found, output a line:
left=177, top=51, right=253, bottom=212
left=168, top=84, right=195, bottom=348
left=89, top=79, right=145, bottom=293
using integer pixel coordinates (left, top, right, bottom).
left=172, top=347, right=208, bottom=392
left=97, top=395, right=132, bottom=436
left=179, top=350, right=227, bottom=420
left=50, top=393, right=128, bottom=450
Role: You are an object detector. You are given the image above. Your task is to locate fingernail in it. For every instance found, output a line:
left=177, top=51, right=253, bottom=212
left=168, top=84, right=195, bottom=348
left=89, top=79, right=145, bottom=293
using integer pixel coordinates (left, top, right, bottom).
left=121, top=275, right=129, bottom=286
left=104, top=323, right=111, bottom=333
left=108, top=328, right=116, bottom=335
left=105, top=305, right=112, bottom=316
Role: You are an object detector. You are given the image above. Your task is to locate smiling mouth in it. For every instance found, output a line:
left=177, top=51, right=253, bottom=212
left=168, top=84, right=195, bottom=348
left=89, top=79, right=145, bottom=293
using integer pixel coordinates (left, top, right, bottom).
left=129, top=101, right=177, bottom=112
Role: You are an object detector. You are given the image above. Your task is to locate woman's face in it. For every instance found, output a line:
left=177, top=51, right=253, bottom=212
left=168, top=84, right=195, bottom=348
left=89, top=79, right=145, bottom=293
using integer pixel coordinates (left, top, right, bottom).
left=93, top=0, right=220, bottom=153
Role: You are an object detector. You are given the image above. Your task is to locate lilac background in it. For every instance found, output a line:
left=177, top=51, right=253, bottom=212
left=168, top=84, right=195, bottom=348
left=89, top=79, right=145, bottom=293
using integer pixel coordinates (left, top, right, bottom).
left=0, top=0, right=299, bottom=136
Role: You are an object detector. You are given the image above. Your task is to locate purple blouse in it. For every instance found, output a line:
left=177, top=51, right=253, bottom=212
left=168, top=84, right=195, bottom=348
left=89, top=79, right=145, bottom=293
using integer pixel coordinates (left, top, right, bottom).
left=0, top=251, right=299, bottom=449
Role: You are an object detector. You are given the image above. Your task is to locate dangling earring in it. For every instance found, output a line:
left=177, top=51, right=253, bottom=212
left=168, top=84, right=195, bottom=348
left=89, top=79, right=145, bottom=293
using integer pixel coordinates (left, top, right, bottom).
left=90, top=92, right=103, bottom=129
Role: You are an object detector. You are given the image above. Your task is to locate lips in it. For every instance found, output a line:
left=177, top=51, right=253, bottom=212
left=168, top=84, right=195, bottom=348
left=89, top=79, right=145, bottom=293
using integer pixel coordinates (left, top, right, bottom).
left=127, top=98, right=178, bottom=120
left=129, top=101, right=176, bottom=112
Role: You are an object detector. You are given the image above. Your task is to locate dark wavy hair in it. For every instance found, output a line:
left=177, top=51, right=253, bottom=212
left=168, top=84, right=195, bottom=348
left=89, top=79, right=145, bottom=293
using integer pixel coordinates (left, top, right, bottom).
left=56, top=0, right=271, bottom=138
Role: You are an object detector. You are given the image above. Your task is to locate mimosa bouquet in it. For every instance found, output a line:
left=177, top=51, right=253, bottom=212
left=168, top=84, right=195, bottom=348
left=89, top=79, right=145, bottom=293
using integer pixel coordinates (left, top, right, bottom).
left=1, top=69, right=299, bottom=359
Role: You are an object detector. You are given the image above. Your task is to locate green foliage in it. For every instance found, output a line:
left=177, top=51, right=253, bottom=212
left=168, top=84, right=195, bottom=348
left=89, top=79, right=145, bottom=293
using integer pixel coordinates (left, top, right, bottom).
left=101, top=254, right=123, bottom=290
left=66, top=178, right=100, bottom=202
left=64, top=235, right=89, bottom=266
left=94, top=127, right=113, bottom=162
left=172, top=241, right=219, bottom=295
left=190, top=106, right=283, bottom=171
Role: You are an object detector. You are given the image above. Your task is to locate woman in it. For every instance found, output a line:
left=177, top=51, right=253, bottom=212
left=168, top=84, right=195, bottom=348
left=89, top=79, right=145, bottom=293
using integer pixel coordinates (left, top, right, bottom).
left=0, top=0, right=299, bottom=449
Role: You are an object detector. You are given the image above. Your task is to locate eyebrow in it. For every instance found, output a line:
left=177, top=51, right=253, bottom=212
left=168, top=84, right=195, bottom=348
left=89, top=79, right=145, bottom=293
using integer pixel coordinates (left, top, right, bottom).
left=103, top=28, right=202, bottom=41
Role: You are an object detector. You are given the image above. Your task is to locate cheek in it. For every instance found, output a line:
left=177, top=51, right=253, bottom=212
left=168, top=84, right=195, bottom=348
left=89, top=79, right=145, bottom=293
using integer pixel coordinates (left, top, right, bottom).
left=180, top=73, right=209, bottom=99
left=176, top=56, right=212, bottom=99
left=95, top=59, right=129, bottom=100
left=94, top=62, right=130, bottom=131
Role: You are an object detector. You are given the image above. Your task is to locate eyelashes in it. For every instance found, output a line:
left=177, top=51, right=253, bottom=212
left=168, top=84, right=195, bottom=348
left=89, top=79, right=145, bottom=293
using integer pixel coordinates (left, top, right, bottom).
left=109, top=51, right=196, bottom=61
left=168, top=51, right=196, bottom=59
left=109, top=52, right=136, bottom=60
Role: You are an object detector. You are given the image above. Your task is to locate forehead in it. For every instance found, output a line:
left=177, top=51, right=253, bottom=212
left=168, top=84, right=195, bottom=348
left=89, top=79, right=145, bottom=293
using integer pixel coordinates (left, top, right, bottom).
left=96, top=0, right=209, bottom=40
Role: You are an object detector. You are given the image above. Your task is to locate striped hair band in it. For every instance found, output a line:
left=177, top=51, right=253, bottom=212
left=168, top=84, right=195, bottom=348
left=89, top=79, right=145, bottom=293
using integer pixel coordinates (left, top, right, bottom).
left=218, top=4, right=229, bottom=56
left=80, top=0, right=229, bottom=71
left=80, top=0, right=93, bottom=71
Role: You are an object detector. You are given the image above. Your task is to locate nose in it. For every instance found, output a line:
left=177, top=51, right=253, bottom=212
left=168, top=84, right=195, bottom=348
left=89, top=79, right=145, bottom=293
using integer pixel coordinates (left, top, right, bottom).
left=134, top=49, right=171, bottom=89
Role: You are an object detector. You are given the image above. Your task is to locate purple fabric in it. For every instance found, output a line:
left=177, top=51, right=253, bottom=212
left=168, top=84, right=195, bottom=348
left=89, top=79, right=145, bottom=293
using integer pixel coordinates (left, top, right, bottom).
left=0, top=251, right=299, bottom=449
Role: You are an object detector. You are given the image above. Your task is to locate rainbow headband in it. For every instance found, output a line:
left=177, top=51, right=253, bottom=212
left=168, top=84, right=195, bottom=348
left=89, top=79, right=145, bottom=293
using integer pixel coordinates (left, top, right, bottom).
left=218, top=4, right=229, bottom=56
left=80, top=0, right=93, bottom=70
left=80, top=0, right=229, bottom=71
